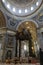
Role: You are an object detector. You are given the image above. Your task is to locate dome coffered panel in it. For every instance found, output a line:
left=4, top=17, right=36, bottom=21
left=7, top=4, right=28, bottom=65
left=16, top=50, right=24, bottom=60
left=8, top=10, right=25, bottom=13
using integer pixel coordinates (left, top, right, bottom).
left=7, top=0, right=36, bottom=7
left=2, top=0, right=42, bottom=18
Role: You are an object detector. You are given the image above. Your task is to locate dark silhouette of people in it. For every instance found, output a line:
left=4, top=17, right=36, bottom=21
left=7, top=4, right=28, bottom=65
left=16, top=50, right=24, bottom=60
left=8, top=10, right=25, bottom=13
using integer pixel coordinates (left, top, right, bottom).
left=40, top=48, right=43, bottom=65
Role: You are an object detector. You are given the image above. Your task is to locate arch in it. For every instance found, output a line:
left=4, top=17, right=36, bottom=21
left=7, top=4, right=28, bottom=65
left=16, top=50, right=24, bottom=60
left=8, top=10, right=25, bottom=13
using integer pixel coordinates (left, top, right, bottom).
left=0, top=9, right=7, bottom=28
left=16, top=19, right=39, bottom=30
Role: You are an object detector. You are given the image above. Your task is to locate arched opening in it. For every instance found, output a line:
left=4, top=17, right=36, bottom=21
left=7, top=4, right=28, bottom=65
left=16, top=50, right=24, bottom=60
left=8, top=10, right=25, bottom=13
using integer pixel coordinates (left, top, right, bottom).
left=0, top=10, right=7, bottom=34
left=15, top=20, right=39, bottom=63
left=0, top=10, right=6, bottom=28
left=0, top=10, right=7, bottom=62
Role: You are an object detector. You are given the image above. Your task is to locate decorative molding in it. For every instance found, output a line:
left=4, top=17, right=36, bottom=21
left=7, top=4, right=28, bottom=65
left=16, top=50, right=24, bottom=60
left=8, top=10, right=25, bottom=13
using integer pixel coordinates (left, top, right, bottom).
left=16, top=19, right=39, bottom=30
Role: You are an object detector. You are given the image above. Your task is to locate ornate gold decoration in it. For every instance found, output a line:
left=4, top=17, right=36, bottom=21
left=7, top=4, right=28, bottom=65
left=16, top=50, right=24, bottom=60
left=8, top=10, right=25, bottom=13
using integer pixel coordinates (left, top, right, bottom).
left=17, top=21, right=37, bottom=42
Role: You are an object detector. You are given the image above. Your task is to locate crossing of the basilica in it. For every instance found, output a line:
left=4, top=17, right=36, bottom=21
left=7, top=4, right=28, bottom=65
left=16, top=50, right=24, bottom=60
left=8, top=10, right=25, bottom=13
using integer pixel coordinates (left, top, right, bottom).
left=0, top=0, right=43, bottom=65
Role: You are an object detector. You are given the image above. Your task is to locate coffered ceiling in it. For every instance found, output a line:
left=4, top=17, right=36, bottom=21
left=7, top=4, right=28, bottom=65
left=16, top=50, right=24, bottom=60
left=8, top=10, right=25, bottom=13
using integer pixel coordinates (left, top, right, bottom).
left=7, top=0, right=36, bottom=7
left=2, top=0, right=42, bottom=17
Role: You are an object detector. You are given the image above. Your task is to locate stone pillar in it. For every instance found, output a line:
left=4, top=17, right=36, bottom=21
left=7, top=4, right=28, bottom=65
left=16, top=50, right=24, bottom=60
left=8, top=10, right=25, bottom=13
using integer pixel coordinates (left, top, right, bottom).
left=12, top=36, right=16, bottom=58
left=15, top=39, right=18, bottom=57
left=0, top=35, right=4, bottom=61
left=2, top=34, right=7, bottom=62
left=17, top=40, right=19, bottom=57
left=19, top=40, right=21, bottom=58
